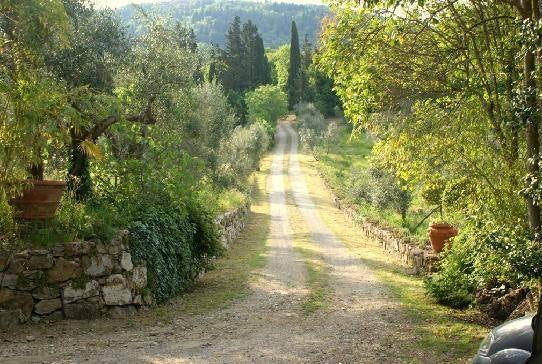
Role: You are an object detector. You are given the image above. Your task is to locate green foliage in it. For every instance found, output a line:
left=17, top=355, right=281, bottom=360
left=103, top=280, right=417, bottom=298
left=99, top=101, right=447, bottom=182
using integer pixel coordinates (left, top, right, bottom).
left=118, top=0, right=328, bottom=48
left=296, top=102, right=326, bottom=159
left=424, top=238, right=477, bottom=309
left=317, top=0, right=542, bottom=309
left=267, top=45, right=289, bottom=91
left=312, top=70, right=340, bottom=118
left=348, top=165, right=412, bottom=224
left=218, top=123, right=270, bottom=188
left=296, top=103, right=325, bottom=132
left=0, top=0, right=268, bottom=307
left=287, top=21, right=301, bottom=110
left=213, top=16, right=272, bottom=121
left=129, top=196, right=222, bottom=304
left=246, top=85, right=287, bottom=134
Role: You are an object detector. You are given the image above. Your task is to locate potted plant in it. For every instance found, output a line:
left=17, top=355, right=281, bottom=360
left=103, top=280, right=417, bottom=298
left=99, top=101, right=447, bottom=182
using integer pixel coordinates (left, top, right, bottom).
left=8, top=148, right=67, bottom=220
left=428, top=220, right=458, bottom=253
left=9, top=179, right=66, bottom=220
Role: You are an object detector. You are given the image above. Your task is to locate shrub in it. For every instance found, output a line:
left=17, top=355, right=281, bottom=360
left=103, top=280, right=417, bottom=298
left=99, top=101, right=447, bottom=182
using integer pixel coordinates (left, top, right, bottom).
left=218, top=123, right=270, bottom=187
left=424, top=221, right=541, bottom=309
left=129, top=190, right=222, bottom=304
left=424, top=233, right=477, bottom=309
left=345, top=165, right=412, bottom=224
left=246, top=85, right=288, bottom=135
left=295, top=102, right=326, bottom=133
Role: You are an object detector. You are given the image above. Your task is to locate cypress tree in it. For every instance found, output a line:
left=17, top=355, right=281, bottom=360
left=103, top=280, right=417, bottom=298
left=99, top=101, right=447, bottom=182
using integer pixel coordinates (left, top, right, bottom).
left=287, top=21, right=301, bottom=109
left=254, top=34, right=271, bottom=86
left=300, top=34, right=313, bottom=102
left=242, top=20, right=259, bottom=89
left=223, top=16, right=247, bottom=91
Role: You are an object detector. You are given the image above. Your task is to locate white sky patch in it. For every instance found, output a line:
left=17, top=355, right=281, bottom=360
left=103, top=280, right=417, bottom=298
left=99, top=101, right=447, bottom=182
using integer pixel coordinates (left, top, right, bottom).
left=92, top=0, right=323, bottom=10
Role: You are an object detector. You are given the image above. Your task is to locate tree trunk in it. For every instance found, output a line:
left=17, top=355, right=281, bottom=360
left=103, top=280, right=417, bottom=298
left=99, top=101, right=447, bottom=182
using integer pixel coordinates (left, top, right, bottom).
left=523, top=2, right=542, bottom=361
left=28, top=162, right=44, bottom=180
left=523, top=1, right=542, bottom=238
left=67, top=135, right=92, bottom=202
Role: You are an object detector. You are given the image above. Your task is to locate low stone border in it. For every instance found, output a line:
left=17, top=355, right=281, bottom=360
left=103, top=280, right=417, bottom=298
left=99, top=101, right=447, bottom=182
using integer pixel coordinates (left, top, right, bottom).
left=329, top=188, right=439, bottom=274
left=215, top=201, right=251, bottom=249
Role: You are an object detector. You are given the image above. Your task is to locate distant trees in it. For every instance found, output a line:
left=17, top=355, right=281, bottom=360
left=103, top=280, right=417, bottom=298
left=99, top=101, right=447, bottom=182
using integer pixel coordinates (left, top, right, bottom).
left=117, top=0, right=329, bottom=49
left=287, top=21, right=301, bottom=110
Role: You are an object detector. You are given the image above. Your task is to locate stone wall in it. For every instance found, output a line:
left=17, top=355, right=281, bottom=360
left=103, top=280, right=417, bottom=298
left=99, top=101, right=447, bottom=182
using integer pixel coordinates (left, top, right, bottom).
left=0, top=230, right=148, bottom=330
left=333, top=196, right=439, bottom=274
left=0, top=202, right=252, bottom=330
left=215, top=201, right=250, bottom=249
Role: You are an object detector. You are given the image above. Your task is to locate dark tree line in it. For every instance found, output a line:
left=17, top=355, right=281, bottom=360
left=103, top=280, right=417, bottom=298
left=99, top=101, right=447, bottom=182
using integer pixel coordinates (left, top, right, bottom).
left=211, top=16, right=272, bottom=123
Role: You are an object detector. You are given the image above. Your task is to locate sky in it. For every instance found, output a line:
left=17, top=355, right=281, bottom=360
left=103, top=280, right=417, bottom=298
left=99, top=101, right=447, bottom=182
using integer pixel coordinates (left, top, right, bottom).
left=92, top=0, right=324, bottom=9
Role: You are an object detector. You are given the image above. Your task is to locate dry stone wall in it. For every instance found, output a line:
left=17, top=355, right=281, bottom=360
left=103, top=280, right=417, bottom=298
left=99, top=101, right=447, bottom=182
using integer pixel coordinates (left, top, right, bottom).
left=215, top=202, right=250, bottom=249
left=332, top=196, right=439, bottom=274
left=0, top=230, right=148, bottom=330
left=0, top=202, right=251, bottom=330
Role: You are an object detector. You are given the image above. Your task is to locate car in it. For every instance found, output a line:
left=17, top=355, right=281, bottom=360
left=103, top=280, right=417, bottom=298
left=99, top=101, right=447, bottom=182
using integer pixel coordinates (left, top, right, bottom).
left=471, top=315, right=533, bottom=363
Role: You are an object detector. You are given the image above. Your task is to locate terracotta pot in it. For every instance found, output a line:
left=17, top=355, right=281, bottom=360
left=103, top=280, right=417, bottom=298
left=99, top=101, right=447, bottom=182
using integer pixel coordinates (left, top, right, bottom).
left=428, top=222, right=458, bottom=253
left=10, top=180, right=66, bottom=220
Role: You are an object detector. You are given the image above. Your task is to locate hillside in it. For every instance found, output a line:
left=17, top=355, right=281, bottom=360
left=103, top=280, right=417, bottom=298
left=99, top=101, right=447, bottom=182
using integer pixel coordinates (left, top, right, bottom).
left=117, top=0, right=329, bottom=48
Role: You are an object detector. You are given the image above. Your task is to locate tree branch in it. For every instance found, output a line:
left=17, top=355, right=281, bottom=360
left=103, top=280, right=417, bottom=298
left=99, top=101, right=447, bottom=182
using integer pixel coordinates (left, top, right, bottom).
left=89, top=96, right=156, bottom=141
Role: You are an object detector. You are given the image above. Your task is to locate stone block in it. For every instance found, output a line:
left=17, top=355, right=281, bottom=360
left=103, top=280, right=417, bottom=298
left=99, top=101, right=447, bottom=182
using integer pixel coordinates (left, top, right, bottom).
left=120, top=252, right=133, bottom=271
left=14, top=250, right=31, bottom=259
left=0, top=273, right=17, bottom=289
left=28, top=254, right=53, bottom=270
left=6, top=257, right=28, bottom=274
left=17, top=270, right=44, bottom=291
left=0, top=289, right=34, bottom=321
left=42, top=310, right=64, bottom=323
left=132, top=266, right=147, bottom=290
left=29, top=249, right=49, bottom=256
left=47, top=258, right=82, bottom=283
left=133, top=294, right=142, bottom=306
left=96, top=242, right=107, bottom=254
left=32, top=286, right=60, bottom=300
left=34, top=298, right=62, bottom=315
left=107, top=241, right=121, bottom=255
left=103, top=274, right=132, bottom=305
left=51, top=245, right=65, bottom=257
left=62, top=280, right=99, bottom=303
left=65, top=241, right=95, bottom=256
left=63, top=301, right=100, bottom=320
left=82, top=254, right=113, bottom=277
left=0, top=309, right=24, bottom=329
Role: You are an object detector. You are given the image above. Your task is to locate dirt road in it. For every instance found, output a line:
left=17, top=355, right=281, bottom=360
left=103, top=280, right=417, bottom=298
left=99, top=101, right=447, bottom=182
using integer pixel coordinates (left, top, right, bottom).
left=0, top=122, right=418, bottom=363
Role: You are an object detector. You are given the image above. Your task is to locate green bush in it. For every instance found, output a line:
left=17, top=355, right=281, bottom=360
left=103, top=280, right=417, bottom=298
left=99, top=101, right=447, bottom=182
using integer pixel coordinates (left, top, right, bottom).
left=424, top=233, right=477, bottom=309
left=129, top=190, right=222, bottom=304
left=424, top=221, right=541, bottom=309
left=295, top=102, right=326, bottom=133
left=345, top=165, right=412, bottom=224
left=218, top=123, right=270, bottom=187
left=246, top=84, right=288, bottom=135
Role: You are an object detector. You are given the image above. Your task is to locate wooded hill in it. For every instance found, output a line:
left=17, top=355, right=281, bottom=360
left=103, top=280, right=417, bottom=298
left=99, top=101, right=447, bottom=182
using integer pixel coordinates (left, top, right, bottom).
left=117, top=0, right=328, bottom=48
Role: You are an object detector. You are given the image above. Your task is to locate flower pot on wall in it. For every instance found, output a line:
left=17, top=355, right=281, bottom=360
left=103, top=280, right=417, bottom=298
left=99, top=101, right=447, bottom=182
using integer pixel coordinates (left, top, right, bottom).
left=428, top=222, right=458, bottom=253
left=10, top=180, right=66, bottom=220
